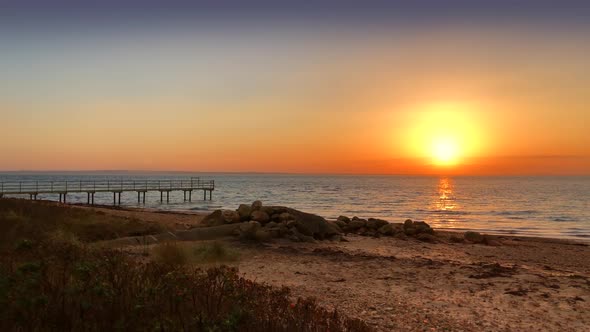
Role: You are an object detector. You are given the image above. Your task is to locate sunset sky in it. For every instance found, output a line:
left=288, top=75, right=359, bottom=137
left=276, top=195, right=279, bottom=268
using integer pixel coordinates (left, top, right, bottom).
left=1, top=2, right=589, bottom=175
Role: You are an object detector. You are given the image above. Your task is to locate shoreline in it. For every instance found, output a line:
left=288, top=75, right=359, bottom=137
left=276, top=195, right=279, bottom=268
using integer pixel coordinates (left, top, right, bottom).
left=67, top=201, right=590, bottom=244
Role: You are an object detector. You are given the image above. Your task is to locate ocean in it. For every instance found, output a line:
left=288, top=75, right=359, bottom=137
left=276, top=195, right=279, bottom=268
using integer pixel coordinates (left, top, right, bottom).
left=1, top=172, right=589, bottom=241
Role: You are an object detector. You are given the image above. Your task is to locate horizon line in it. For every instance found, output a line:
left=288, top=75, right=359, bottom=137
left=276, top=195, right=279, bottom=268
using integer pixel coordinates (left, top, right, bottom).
left=1, top=169, right=589, bottom=177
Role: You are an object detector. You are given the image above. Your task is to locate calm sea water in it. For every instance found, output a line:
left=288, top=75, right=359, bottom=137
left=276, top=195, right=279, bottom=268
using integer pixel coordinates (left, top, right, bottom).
left=1, top=172, right=589, bottom=241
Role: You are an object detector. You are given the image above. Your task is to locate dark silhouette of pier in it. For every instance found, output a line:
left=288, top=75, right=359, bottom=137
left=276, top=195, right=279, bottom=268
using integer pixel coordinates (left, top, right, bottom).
left=0, top=177, right=214, bottom=205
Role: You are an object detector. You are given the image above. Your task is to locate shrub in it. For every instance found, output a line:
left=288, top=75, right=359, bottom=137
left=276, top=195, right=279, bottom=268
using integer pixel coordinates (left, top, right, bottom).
left=0, top=241, right=372, bottom=332
left=0, top=199, right=165, bottom=248
left=192, top=241, right=240, bottom=263
left=152, top=241, right=188, bottom=266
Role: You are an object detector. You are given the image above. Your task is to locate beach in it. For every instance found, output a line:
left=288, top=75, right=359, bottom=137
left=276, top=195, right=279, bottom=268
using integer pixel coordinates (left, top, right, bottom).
left=76, top=204, right=590, bottom=332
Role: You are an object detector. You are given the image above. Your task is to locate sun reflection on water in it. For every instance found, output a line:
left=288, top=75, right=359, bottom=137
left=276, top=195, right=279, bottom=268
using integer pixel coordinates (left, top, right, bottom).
left=430, top=177, right=460, bottom=226
left=437, top=178, right=456, bottom=211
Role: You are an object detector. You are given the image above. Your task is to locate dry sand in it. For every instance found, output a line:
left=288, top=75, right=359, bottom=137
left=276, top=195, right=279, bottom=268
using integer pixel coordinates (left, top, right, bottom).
left=81, top=205, right=590, bottom=331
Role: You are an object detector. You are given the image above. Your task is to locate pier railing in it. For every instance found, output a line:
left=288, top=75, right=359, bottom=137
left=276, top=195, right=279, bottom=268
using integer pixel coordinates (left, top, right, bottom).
left=0, top=178, right=214, bottom=194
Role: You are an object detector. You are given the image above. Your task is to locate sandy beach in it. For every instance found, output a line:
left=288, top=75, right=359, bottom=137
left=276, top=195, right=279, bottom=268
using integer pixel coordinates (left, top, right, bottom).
left=73, top=204, right=590, bottom=332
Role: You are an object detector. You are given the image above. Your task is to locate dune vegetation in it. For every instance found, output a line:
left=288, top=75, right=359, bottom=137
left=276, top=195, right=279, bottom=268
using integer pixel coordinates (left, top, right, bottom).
left=0, top=199, right=371, bottom=331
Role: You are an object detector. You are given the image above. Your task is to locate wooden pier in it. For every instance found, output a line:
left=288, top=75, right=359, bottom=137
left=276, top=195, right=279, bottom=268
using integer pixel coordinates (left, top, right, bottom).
left=0, top=177, right=214, bottom=205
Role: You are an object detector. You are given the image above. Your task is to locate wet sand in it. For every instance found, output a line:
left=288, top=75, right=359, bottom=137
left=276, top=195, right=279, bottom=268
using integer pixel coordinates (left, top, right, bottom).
left=77, top=205, right=590, bottom=331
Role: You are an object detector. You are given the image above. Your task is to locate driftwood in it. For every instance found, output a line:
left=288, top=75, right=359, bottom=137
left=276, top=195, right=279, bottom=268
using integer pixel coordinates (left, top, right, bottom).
left=99, top=223, right=242, bottom=247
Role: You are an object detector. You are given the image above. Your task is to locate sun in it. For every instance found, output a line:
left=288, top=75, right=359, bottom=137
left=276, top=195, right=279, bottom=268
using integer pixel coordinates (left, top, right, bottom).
left=431, top=137, right=459, bottom=165
left=396, top=101, right=487, bottom=168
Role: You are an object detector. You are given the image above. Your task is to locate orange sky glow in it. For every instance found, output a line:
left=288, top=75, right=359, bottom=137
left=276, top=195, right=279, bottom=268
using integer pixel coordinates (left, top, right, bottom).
left=1, top=16, right=589, bottom=175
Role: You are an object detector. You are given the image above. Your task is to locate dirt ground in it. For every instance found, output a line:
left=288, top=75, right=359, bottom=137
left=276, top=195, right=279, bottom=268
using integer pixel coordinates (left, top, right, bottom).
left=85, top=205, right=590, bottom=331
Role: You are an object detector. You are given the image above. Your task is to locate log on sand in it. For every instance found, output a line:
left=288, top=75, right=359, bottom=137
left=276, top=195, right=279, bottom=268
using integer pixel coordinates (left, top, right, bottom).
left=99, top=223, right=242, bottom=247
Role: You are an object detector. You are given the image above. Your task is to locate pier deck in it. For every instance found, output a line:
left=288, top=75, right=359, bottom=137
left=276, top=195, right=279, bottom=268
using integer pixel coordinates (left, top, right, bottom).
left=0, top=177, right=214, bottom=205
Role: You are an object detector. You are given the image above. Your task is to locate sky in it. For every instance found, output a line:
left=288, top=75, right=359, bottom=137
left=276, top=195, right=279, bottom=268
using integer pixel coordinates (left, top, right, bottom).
left=1, top=1, right=590, bottom=175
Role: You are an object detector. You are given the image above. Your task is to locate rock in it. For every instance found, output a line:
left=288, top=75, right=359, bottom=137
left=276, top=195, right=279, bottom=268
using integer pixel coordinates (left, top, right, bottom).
left=254, top=229, right=272, bottom=242
left=367, top=218, right=389, bottom=230
left=328, top=234, right=343, bottom=242
left=464, top=231, right=485, bottom=243
left=251, top=200, right=263, bottom=211
left=483, top=236, right=502, bottom=246
left=251, top=210, right=270, bottom=224
left=345, top=219, right=366, bottom=232
left=203, top=210, right=225, bottom=227
left=449, top=235, right=464, bottom=243
left=237, top=221, right=261, bottom=240
left=337, top=216, right=351, bottom=223
left=416, top=233, right=438, bottom=243
left=378, top=223, right=401, bottom=236
left=404, top=219, right=414, bottom=228
left=291, top=228, right=316, bottom=243
left=237, top=204, right=252, bottom=221
left=365, top=229, right=378, bottom=237
left=278, top=224, right=291, bottom=237
left=265, top=221, right=279, bottom=229
left=335, top=219, right=348, bottom=229
left=328, top=220, right=343, bottom=233
left=356, top=227, right=368, bottom=236
left=395, top=232, right=408, bottom=240
left=279, top=212, right=294, bottom=222
left=278, top=207, right=340, bottom=239
left=404, top=226, right=416, bottom=236
left=222, top=210, right=241, bottom=224
left=413, top=221, right=434, bottom=234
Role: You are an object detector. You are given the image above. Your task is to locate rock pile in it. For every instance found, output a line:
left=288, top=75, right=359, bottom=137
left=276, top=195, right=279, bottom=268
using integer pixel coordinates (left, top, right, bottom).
left=201, top=201, right=439, bottom=243
left=202, top=201, right=342, bottom=243
left=336, top=216, right=437, bottom=242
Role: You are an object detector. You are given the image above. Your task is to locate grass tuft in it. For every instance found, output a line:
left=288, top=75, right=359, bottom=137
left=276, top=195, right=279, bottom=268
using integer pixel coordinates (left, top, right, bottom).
left=151, top=241, right=188, bottom=266
left=192, top=241, right=240, bottom=263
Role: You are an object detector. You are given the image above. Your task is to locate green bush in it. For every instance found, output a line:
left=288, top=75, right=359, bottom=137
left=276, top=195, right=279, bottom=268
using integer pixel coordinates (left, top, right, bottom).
left=152, top=241, right=189, bottom=266
left=0, top=241, right=371, bottom=332
left=192, top=241, right=240, bottom=263
left=0, top=199, right=164, bottom=248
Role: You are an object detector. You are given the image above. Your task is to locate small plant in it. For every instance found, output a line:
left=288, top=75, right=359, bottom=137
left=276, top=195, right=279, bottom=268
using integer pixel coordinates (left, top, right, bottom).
left=192, top=241, right=240, bottom=263
left=152, top=241, right=188, bottom=266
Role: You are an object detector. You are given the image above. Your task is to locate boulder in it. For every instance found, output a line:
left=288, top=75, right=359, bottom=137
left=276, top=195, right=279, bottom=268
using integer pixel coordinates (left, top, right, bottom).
left=449, top=235, right=464, bottom=243
left=464, top=231, right=484, bottom=243
left=413, top=221, right=434, bottom=234
left=291, top=228, right=316, bottom=243
left=404, top=226, right=416, bottom=236
left=251, top=210, right=270, bottom=224
left=254, top=229, right=272, bottom=242
left=222, top=210, right=241, bottom=224
left=237, top=204, right=252, bottom=221
left=328, top=234, right=343, bottom=242
left=237, top=221, right=261, bottom=240
left=328, top=220, right=343, bottom=233
left=394, top=232, right=409, bottom=240
left=264, top=221, right=279, bottom=229
left=416, top=233, right=438, bottom=243
left=263, top=206, right=341, bottom=240
left=335, top=219, right=348, bottom=230
left=337, top=216, right=351, bottom=223
left=404, top=219, right=414, bottom=228
left=378, top=223, right=402, bottom=236
left=279, top=212, right=294, bottom=222
left=367, top=218, right=389, bottom=230
left=203, top=210, right=225, bottom=227
left=251, top=200, right=263, bottom=211
left=345, top=219, right=366, bottom=232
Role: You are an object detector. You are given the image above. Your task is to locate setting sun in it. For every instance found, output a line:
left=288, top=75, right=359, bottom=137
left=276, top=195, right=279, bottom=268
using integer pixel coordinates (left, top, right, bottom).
left=432, top=137, right=459, bottom=165
left=397, top=101, right=487, bottom=169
